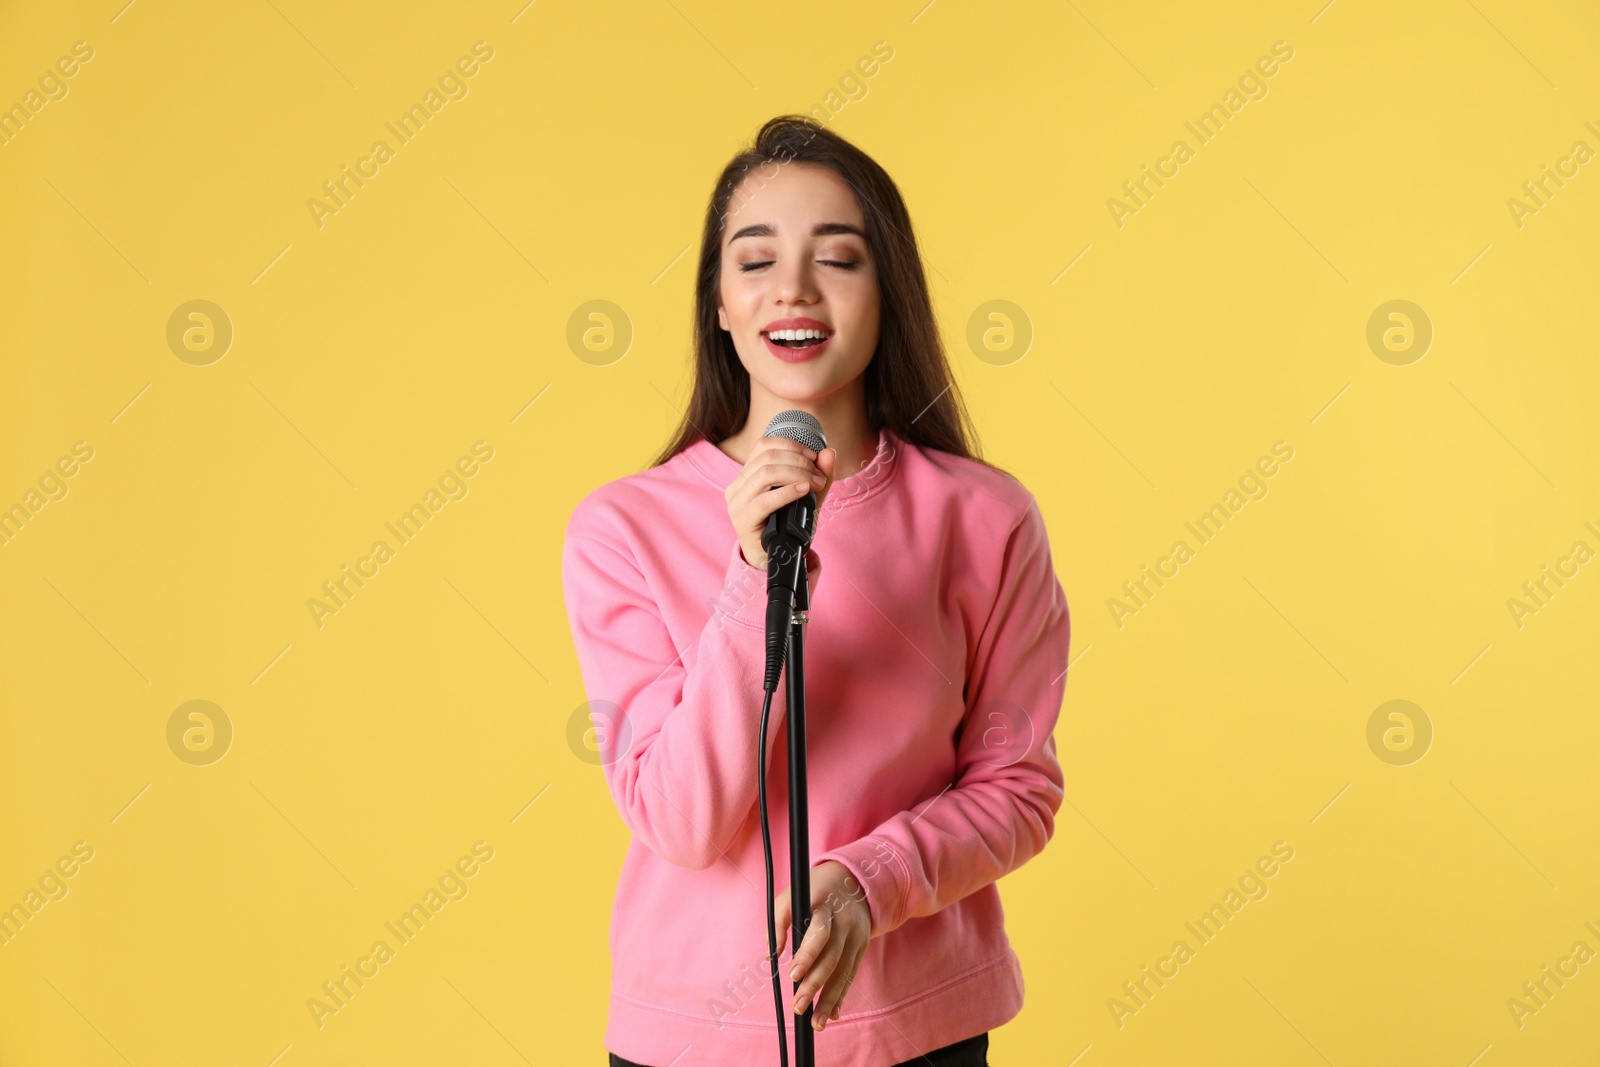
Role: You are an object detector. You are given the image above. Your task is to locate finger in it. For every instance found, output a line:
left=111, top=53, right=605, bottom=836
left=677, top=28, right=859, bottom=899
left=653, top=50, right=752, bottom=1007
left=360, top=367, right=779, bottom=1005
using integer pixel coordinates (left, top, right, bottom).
left=741, top=482, right=818, bottom=531
left=750, top=456, right=823, bottom=482
left=770, top=892, right=790, bottom=959
left=728, top=456, right=822, bottom=506
left=754, top=437, right=819, bottom=464
left=804, top=550, right=822, bottom=597
left=812, top=460, right=832, bottom=508
left=832, top=968, right=853, bottom=1019
left=761, top=465, right=827, bottom=499
left=739, top=455, right=823, bottom=498
left=814, top=941, right=861, bottom=1023
left=793, top=909, right=849, bottom=1012
left=787, top=904, right=833, bottom=988
left=796, top=935, right=848, bottom=1020
left=830, top=976, right=853, bottom=1022
left=737, top=461, right=826, bottom=509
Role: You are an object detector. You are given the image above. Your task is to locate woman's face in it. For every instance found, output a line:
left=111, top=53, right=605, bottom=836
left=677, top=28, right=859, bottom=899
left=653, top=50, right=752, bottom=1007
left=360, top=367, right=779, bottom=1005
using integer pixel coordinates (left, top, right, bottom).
left=716, top=162, right=880, bottom=407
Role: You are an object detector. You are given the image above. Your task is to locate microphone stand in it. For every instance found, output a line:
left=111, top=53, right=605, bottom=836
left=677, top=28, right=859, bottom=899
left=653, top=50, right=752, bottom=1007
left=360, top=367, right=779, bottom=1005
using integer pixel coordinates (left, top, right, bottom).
left=762, top=478, right=820, bottom=1066
left=785, top=550, right=815, bottom=1066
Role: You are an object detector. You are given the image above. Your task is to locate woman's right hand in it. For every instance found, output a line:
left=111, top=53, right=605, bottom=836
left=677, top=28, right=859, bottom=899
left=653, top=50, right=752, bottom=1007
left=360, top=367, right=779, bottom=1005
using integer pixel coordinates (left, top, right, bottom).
left=725, top=437, right=836, bottom=571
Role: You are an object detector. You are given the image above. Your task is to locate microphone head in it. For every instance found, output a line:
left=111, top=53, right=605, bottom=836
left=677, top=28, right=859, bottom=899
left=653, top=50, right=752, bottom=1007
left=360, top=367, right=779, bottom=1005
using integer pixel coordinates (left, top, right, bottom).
left=762, top=409, right=827, bottom=453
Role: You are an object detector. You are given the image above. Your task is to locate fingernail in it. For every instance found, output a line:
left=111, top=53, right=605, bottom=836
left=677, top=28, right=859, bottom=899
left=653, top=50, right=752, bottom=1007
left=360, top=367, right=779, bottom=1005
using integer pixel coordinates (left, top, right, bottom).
left=810, top=474, right=826, bottom=486
left=814, top=1017, right=824, bottom=1031
left=795, top=482, right=809, bottom=491
left=802, top=447, right=817, bottom=459
left=831, top=1006, right=840, bottom=1020
left=790, top=966, right=800, bottom=981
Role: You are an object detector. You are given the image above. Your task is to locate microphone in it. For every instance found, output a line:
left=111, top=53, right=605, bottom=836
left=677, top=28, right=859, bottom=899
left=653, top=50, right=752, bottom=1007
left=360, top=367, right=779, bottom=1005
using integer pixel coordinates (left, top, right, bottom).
left=759, top=409, right=827, bottom=692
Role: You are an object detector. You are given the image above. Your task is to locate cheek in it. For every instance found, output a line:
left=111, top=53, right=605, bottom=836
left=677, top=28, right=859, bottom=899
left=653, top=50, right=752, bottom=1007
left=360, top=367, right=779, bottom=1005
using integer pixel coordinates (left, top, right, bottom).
left=716, top=291, right=742, bottom=331
left=720, top=274, right=762, bottom=319
left=838, top=284, right=881, bottom=347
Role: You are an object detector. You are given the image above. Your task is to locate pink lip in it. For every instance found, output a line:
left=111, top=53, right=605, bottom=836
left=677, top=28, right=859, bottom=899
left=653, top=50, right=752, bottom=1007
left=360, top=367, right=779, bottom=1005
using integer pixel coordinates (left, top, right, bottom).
left=763, top=316, right=832, bottom=333
left=761, top=317, right=834, bottom=363
left=762, top=332, right=832, bottom=362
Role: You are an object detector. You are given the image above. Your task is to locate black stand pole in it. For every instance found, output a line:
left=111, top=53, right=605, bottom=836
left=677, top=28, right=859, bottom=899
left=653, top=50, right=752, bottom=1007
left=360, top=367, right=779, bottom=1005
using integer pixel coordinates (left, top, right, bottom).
left=786, top=552, right=814, bottom=1066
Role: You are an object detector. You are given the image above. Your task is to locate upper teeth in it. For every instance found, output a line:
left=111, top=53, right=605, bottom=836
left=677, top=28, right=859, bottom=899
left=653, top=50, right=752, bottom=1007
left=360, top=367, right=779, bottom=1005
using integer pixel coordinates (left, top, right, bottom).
left=768, top=328, right=829, bottom=340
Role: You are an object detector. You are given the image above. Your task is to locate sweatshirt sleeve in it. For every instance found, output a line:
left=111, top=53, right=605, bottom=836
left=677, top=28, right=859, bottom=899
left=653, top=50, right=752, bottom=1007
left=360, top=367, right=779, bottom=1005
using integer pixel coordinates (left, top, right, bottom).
left=561, top=510, right=789, bottom=871
left=814, top=495, right=1070, bottom=938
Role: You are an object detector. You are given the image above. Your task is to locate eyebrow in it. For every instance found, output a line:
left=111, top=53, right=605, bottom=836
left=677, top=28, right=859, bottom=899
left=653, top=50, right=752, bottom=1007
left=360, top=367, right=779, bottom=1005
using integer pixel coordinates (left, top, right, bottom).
left=728, top=222, right=866, bottom=242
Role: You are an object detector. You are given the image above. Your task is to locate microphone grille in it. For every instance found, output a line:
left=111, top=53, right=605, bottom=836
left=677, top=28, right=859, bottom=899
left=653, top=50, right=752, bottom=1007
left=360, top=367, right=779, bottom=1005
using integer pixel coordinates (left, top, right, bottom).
left=762, top=409, right=827, bottom=453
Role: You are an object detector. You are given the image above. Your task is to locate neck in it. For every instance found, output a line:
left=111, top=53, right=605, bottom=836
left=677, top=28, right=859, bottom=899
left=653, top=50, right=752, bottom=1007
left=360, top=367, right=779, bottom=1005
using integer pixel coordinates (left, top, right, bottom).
left=719, top=381, right=877, bottom=478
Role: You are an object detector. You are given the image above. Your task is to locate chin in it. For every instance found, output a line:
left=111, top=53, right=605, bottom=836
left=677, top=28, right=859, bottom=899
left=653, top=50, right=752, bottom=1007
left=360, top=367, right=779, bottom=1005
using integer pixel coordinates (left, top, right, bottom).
left=757, top=385, right=828, bottom=406
left=759, top=368, right=845, bottom=397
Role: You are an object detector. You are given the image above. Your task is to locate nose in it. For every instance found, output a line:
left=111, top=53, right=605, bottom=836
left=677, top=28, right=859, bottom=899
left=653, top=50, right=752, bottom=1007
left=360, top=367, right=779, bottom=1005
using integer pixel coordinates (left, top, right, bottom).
left=774, top=250, right=820, bottom=306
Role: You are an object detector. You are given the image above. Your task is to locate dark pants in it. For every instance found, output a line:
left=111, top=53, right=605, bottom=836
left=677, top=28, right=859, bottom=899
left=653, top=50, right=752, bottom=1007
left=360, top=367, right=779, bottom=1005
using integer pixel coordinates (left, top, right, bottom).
left=609, top=1030, right=989, bottom=1067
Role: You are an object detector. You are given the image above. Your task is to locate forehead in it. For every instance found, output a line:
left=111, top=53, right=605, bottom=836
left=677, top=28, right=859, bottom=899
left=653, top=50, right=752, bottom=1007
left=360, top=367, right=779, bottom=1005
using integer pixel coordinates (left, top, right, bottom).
left=723, top=162, right=864, bottom=238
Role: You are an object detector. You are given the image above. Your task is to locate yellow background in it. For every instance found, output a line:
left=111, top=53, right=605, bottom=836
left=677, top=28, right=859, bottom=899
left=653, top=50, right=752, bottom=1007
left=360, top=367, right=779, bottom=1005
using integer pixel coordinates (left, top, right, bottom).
left=2, top=0, right=1598, bottom=1063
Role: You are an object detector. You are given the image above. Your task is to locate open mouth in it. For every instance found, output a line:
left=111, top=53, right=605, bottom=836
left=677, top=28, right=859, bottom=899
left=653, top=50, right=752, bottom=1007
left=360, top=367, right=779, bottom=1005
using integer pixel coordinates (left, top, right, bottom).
left=763, top=328, right=833, bottom=351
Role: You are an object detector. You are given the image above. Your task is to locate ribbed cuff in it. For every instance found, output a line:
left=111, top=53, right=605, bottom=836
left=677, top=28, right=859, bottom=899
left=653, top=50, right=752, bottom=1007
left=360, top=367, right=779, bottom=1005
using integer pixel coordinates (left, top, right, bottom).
left=813, top=834, right=908, bottom=940
left=709, top=540, right=768, bottom=632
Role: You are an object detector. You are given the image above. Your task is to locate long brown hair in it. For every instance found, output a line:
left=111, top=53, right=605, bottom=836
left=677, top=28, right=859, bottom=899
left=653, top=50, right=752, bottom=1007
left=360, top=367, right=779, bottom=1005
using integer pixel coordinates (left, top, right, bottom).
left=651, top=115, right=989, bottom=470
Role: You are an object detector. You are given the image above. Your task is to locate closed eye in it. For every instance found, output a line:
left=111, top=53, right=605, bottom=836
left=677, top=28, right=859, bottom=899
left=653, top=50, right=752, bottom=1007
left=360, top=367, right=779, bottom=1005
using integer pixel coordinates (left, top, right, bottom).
left=739, top=260, right=859, bottom=272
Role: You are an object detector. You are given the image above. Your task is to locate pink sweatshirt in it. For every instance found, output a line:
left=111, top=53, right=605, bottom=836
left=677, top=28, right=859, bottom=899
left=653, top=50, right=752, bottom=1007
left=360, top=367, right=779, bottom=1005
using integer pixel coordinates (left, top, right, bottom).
left=560, top=425, right=1071, bottom=1067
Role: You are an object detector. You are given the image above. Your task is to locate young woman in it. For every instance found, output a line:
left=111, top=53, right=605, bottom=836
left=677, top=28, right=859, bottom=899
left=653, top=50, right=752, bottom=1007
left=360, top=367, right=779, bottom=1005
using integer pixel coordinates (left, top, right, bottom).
left=561, top=115, right=1072, bottom=1067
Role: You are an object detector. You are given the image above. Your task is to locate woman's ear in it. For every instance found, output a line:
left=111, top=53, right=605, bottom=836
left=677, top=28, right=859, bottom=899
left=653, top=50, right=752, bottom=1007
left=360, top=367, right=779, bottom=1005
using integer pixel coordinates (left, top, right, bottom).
left=716, top=304, right=729, bottom=331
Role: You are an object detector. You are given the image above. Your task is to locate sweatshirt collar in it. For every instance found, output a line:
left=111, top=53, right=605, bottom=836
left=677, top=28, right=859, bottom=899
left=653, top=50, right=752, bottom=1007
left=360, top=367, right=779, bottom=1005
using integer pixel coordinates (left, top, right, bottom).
left=684, top=425, right=901, bottom=514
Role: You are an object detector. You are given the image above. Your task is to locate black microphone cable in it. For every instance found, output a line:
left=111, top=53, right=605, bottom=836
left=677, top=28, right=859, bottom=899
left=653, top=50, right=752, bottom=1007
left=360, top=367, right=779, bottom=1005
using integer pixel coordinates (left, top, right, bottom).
left=757, top=685, right=789, bottom=1067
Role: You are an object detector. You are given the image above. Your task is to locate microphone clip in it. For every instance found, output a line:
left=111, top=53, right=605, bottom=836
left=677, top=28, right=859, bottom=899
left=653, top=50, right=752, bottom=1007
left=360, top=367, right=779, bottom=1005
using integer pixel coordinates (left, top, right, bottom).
left=760, top=490, right=816, bottom=692
left=761, top=488, right=817, bottom=603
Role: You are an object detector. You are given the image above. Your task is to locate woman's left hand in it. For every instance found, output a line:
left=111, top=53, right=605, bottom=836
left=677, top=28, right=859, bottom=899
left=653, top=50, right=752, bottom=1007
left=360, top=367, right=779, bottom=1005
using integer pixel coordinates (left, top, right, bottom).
left=771, top=860, right=871, bottom=1030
